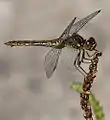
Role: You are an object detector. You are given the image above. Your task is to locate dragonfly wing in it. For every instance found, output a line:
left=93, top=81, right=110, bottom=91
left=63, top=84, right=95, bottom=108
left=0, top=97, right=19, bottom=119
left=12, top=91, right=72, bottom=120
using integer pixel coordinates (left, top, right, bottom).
left=59, top=17, right=76, bottom=39
left=69, top=10, right=101, bottom=35
left=44, top=48, right=62, bottom=78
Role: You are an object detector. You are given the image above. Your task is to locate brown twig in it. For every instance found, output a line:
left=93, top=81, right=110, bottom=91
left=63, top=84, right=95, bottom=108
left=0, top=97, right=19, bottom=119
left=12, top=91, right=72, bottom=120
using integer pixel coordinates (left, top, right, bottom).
left=80, top=51, right=102, bottom=120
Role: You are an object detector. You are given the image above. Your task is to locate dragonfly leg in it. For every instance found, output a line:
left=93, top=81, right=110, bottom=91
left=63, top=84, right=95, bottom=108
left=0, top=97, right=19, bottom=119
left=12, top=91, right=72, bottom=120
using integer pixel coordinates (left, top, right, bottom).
left=85, top=49, right=98, bottom=58
left=74, top=51, right=87, bottom=76
left=81, top=49, right=98, bottom=63
left=81, top=49, right=92, bottom=63
left=74, top=49, right=100, bottom=76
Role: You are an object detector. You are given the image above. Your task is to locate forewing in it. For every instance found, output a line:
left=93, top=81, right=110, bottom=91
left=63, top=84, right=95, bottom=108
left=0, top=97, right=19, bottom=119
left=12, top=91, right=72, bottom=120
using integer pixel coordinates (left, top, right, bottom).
left=69, top=10, right=101, bottom=35
left=59, top=17, right=76, bottom=39
left=44, top=48, right=61, bottom=78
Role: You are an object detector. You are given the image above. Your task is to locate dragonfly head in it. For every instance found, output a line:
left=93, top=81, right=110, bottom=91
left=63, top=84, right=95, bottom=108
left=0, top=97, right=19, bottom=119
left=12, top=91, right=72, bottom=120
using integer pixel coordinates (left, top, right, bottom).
left=85, top=37, right=97, bottom=51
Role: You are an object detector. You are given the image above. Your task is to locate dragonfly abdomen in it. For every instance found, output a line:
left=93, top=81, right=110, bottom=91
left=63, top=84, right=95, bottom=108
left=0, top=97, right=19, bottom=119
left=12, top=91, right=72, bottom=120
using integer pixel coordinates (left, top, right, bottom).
left=5, top=39, right=62, bottom=47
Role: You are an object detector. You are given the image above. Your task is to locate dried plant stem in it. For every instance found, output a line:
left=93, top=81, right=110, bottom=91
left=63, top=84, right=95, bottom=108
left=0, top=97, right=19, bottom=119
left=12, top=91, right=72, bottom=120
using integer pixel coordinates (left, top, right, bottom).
left=80, top=51, right=102, bottom=120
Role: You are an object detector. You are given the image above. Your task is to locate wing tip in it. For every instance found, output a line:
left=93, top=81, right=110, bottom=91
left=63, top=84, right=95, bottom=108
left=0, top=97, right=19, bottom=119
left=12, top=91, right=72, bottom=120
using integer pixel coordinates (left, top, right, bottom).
left=98, top=9, right=101, bottom=13
left=46, top=72, right=51, bottom=79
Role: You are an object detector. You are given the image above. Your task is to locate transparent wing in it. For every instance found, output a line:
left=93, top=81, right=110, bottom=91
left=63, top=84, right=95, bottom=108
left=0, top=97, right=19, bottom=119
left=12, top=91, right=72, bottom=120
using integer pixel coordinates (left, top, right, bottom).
left=59, top=17, right=76, bottom=39
left=44, top=48, right=62, bottom=78
left=69, top=10, right=101, bottom=35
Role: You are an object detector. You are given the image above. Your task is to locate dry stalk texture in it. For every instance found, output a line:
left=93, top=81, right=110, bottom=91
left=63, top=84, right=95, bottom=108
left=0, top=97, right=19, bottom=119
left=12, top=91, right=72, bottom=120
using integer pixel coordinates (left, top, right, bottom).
left=80, top=51, right=102, bottom=120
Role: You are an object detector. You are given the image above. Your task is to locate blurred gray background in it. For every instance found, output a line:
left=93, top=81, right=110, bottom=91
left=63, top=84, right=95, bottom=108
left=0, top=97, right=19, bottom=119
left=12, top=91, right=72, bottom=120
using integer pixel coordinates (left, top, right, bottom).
left=0, top=0, right=110, bottom=120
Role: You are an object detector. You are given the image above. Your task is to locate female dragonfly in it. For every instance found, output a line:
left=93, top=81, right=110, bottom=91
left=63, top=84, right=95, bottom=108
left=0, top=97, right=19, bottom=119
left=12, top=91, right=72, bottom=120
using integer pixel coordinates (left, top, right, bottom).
left=4, top=10, right=101, bottom=78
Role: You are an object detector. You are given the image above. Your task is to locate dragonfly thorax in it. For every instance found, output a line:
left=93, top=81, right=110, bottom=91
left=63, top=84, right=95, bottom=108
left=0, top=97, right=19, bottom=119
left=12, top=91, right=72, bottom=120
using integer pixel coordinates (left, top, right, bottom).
left=63, top=33, right=86, bottom=50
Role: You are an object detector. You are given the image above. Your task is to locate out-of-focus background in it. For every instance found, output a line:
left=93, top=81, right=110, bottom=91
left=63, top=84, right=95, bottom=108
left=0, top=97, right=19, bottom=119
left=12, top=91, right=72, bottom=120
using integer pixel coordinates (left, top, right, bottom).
left=0, top=0, right=110, bottom=120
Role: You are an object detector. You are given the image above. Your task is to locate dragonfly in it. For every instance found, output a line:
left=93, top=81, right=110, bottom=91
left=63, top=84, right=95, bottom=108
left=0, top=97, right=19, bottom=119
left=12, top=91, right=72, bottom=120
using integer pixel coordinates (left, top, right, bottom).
left=4, top=10, right=101, bottom=78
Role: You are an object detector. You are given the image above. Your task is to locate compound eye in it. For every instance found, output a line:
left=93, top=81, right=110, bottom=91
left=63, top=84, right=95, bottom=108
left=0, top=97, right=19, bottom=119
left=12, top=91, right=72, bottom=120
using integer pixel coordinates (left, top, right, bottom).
left=89, top=37, right=95, bottom=44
